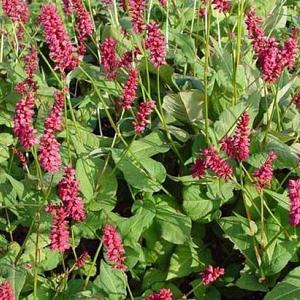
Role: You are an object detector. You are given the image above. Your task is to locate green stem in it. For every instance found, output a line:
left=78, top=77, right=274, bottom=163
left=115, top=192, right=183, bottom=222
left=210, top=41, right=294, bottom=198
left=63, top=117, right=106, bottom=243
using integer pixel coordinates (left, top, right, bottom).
left=204, top=4, right=212, bottom=145
left=83, top=240, right=103, bottom=289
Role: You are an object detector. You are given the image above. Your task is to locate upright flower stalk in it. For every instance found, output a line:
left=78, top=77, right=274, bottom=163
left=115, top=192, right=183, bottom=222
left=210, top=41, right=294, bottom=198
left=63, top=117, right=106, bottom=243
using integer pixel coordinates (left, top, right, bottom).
left=245, top=9, right=298, bottom=84
left=253, top=151, right=277, bottom=191
left=221, top=112, right=250, bottom=161
left=102, top=224, right=127, bottom=270
left=39, top=4, right=79, bottom=72
left=146, top=288, right=173, bottom=300
left=201, top=265, right=225, bottom=285
left=39, top=90, right=65, bottom=173
left=0, top=280, right=15, bottom=300
left=13, top=48, right=39, bottom=149
left=288, top=179, right=300, bottom=227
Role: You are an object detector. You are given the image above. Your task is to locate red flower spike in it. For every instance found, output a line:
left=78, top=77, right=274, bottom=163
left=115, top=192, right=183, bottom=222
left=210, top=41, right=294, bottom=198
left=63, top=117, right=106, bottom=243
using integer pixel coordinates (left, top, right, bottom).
left=102, top=224, right=127, bottom=271
left=133, top=100, right=156, bottom=134
left=201, top=265, right=225, bottom=285
left=58, top=166, right=86, bottom=222
left=46, top=205, right=70, bottom=253
left=39, top=4, right=79, bottom=73
left=253, top=151, right=277, bottom=191
left=145, top=21, right=167, bottom=68
left=0, top=280, right=15, bottom=300
left=288, top=179, right=300, bottom=227
left=146, top=288, right=173, bottom=300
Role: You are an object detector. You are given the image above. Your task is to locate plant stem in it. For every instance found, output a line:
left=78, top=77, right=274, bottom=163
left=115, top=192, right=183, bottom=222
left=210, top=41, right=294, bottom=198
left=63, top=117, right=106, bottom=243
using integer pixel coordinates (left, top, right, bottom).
left=83, top=240, right=103, bottom=289
left=204, top=4, right=212, bottom=145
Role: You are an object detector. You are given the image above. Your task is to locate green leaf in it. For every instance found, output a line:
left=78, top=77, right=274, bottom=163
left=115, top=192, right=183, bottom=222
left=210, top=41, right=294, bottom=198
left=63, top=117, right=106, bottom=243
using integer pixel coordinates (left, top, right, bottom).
left=236, top=269, right=268, bottom=292
left=0, top=243, right=26, bottom=299
left=182, top=184, right=219, bottom=222
left=264, top=266, right=300, bottom=300
left=111, top=149, right=166, bottom=192
left=218, top=216, right=258, bottom=269
left=265, top=135, right=298, bottom=169
left=154, top=196, right=192, bottom=245
left=129, top=131, right=170, bottom=159
left=76, top=157, right=117, bottom=210
left=167, top=241, right=205, bottom=280
left=162, top=91, right=204, bottom=123
left=94, top=261, right=127, bottom=300
left=262, top=241, right=297, bottom=276
left=5, top=174, right=24, bottom=200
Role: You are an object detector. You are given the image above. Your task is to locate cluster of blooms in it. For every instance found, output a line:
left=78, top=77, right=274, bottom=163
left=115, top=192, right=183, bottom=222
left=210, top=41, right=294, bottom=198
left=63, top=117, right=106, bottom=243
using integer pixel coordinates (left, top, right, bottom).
left=39, top=90, right=65, bottom=173
left=293, top=90, right=300, bottom=107
left=102, top=224, right=127, bottom=270
left=145, top=21, right=167, bottom=68
left=46, top=166, right=85, bottom=252
left=62, top=0, right=74, bottom=14
left=201, top=265, right=225, bottom=285
left=1, top=0, right=29, bottom=38
left=192, top=147, right=233, bottom=181
left=13, top=48, right=39, bottom=149
left=0, top=280, right=14, bottom=300
left=128, top=0, right=146, bottom=33
left=58, top=166, right=86, bottom=222
left=212, top=0, right=231, bottom=13
left=100, top=37, right=119, bottom=79
left=119, top=68, right=139, bottom=110
left=159, top=0, right=167, bottom=6
left=12, top=147, right=27, bottom=169
left=253, top=151, right=277, bottom=191
left=246, top=9, right=298, bottom=84
left=221, top=112, right=251, bottom=161
left=133, top=100, right=156, bottom=133
left=39, top=4, right=79, bottom=72
left=146, top=288, right=173, bottom=300
left=69, top=0, right=94, bottom=55
left=75, top=251, right=89, bottom=268
left=13, top=93, right=37, bottom=149
left=288, top=179, right=300, bottom=227
left=2, top=0, right=29, bottom=23
left=46, top=204, right=70, bottom=252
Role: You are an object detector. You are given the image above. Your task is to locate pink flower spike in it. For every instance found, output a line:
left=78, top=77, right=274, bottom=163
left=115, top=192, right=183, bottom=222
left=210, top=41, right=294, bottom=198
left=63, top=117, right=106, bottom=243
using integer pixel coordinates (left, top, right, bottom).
left=146, top=288, right=173, bottom=300
left=12, top=148, right=27, bottom=169
left=221, top=112, right=250, bottom=161
left=288, top=179, right=300, bottom=227
left=39, top=4, right=79, bottom=72
left=100, top=37, right=119, bottom=80
left=201, top=265, right=225, bottom=285
left=120, top=68, right=139, bottom=110
left=203, top=147, right=233, bottom=180
left=128, top=0, right=146, bottom=33
left=72, top=0, right=94, bottom=55
left=212, top=0, right=231, bottom=13
left=191, top=159, right=206, bottom=179
left=133, top=100, right=156, bottom=134
left=62, top=0, right=74, bottom=14
left=58, top=166, right=86, bottom=222
left=46, top=205, right=70, bottom=252
left=2, top=0, right=29, bottom=24
left=102, top=224, right=127, bottom=271
left=145, top=21, right=167, bottom=68
left=13, top=93, right=37, bottom=149
left=253, top=151, right=277, bottom=191
left=159, top=0, right=167, bottom=6
left=0, top=280, right=15, bottom=300
left=39, top=131, right=62, bottom=173
left=75, top=251, right=89, bottom=268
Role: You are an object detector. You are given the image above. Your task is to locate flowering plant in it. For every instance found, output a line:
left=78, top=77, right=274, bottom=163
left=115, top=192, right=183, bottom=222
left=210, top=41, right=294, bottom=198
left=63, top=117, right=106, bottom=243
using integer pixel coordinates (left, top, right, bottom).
left=0, top=0, right=299, bottom=299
